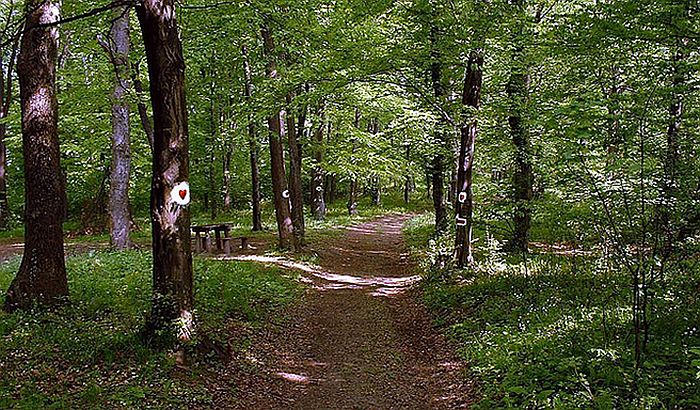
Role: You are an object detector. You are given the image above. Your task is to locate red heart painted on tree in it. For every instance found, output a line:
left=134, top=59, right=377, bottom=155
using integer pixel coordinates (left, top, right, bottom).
left=179, top=190, right=187, bottom=200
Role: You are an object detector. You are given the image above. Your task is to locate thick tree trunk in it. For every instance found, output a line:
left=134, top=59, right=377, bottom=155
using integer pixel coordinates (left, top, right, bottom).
left=286, top=93, right=305, bottom=246
left=430, top=26, right=447, bottom=233
left=262, top=26, right=296, bottom=250
left=311, top=102, right=326, bottom=220
left=106, top=7, right=132, bottom=250
left=242, top=44, right=262, bottom=231
left=507, top=6, right=533, bottom=254
left=455, top=50, right=483, bottom=267
left=136, top=0, right=194, bottom=345
left=4, top=0, right=68, bottom=311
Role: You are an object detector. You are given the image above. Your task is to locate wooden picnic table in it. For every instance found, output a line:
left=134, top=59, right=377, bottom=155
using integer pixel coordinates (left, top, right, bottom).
left=191, top=223, right=231, bottom=253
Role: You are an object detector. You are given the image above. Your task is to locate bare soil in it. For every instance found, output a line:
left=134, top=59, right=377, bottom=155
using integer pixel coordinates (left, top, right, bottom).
left=225, top=214, right=475, bottom=409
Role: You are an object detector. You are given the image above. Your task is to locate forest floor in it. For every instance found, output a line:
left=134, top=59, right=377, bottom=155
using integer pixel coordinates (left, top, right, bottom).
left=220, top=214, right=475, bottom=409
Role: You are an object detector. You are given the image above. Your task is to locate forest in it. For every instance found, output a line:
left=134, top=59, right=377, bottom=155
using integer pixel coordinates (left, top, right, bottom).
left=0, top=0, right=699, bottom=408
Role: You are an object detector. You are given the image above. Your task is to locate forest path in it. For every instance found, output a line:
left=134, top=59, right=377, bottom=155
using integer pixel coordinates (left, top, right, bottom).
left=227, top=214, right=474, bottom=409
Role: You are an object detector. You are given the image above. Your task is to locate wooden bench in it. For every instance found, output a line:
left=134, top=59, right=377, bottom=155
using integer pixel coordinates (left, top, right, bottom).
left=221, top=236, right=250, bottom=255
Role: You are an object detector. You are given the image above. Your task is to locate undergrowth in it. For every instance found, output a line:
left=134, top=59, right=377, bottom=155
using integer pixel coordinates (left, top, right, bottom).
left=404, top=213, right=700, bottom=409
left=0, top=250, right=301, bottom=409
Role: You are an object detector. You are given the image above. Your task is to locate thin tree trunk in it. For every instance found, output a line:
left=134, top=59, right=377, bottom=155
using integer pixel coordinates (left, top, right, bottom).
left=4, top=0, right=68, bottom=311
left=130, top=61, right=154, bottom=150
left=223, top=140, right=233, bottom=212
left=136, top=0, right=194, bottom=347
left=347, top=109, right=360, bottom=216
left=208, top=65, right=218, bottom=221
left=311, top=103, right=326, bottom=220
left=286, top=93, right=305, bottom=246
left=0, top=37, right=16, bottom=229
left=242, top=44, right=262, bottom=231
left=455, top=50, right=483, bottom=267
left=430, top=25, right=447, bottom=233
left=261, top=25, right=296, bottom=250
left=403, top=144, right=411, bottom=204
left=660, top=37, right=687, bottom=257
left=104, top=7, right=132, bottom=250
left=508, top=1, right=533, bottom=253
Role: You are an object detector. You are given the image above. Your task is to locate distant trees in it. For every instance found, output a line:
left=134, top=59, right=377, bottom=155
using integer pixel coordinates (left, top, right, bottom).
left=4, top=0, right=68, bottom=311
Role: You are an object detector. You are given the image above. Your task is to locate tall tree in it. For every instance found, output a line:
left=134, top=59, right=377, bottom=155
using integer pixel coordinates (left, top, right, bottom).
left=347, top=109, right=360, bottom=216
left=311, top=102, right=326, bottom=220
left=286, top=93, right=305, bottom=246
left=136, top=0, right=194, bottom=345
left=455, top=49, right=483, bottom=267
left=100, top=6, right=133, bottom=250
left=0, top=36, right=16, bottom=229
left=507, top=0, right=533, bottom=253
left=261, top=25, right=296, bottom=250
left=242, top=44, right=262, bottom=231
left=430, top=25, right=448, bottom=233
left=4, top=0, right=68, bottom=311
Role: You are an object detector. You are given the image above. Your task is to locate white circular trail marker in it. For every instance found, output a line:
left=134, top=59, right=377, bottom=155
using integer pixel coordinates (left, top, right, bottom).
left=282, top=190, right=290, bottom=199
left=171, top=181, right=190, bottom=205
left=458, top=192, right=468, bottom=204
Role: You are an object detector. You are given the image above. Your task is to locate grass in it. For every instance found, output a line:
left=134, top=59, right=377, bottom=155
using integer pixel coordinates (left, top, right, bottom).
left=0, top=250, right=302, bottom=409
left=403, top=214, right=700, bottom=409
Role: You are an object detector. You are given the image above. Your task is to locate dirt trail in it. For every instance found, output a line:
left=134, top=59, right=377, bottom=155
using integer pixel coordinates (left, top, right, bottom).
left=228, top=214, right=474, bottom=409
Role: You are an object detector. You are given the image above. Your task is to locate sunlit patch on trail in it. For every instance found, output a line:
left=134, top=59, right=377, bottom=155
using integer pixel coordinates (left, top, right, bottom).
left=276, top=372, right=310, bottom=384
left=218, top=255, right=421, bottom=296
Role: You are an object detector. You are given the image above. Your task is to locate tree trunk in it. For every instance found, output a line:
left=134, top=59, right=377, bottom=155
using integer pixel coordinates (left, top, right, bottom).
left=106, top=7, right=132, bottom=250
left=261, top=25, right=296, bottom=250
left=660, top=37, right=687, bottom=257
left=507, top=4, right=533, bottom=253
left=347, top=110, right=360, bottom=216
left=311, top=104, right=326, bottom=220
left=0, top=37, right=16, bottom=230
left=208, top=66, right=218, bottom=221
left=130, top=61, right=154, bottom=150
left=242, top=44, right=262, bottom=231
left=286, top=93, right=305, bottom=246
left=403, top=144, right=411, bottom=204
left=223, top=140, right=233, bottom=211
left=430, top=26, right=447, bottom=233
left=136, top=0, right=194, bottom=346
left=4, top=0, right=68, bottom=311
left=455, top=50, right=483, bottom=267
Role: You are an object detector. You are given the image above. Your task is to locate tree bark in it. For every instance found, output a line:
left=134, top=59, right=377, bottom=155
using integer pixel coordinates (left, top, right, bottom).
left=4, top=0, right=68, bottom=311
left=311, top=102, right=326, bottom=220
left=242, top=44, right=262, bottom=231
left=208, top=64, right=218, bottom=221
left=261, top=25, right=296, bottom=250
left=136, top=0, right=194, bottom=346
left=660, top=37, right=687, bottom=256
left=105, top=7, right=132, bottom=250
left=403, top=144, right=411, bottom=204
left=347, top=109, right=360, bottom=216
left=507, top=1, right=533, bottom=253
left=455, top=50, right=483, bottom=267
left=130, top=61, right=154, bottom=150
left=286, top=93, right=305, bottom=246
left=430, top=26, right=447, bottom=233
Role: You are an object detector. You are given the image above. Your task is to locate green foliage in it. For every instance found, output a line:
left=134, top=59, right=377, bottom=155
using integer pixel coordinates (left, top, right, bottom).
left=0, top=251, right=301, bottom=408
left=405, top=214, right=700, bottom=409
